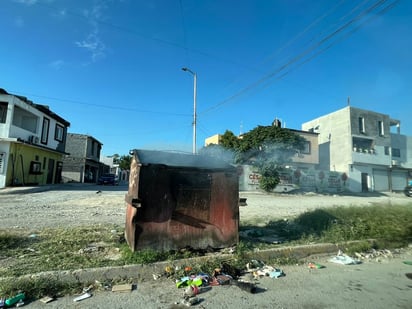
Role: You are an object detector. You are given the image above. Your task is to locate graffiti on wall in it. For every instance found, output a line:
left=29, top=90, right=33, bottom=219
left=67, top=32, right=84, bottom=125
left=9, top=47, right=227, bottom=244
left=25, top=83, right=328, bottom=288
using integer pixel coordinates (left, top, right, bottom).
left=248, top=172, right=261, bottom=185
left=239, top=165, right=349, bottom=192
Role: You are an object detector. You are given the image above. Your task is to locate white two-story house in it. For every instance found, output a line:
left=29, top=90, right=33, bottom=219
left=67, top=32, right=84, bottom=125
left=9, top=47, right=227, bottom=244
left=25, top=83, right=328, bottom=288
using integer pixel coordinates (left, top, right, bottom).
left=0, top=88, right=70, bottom=188
left=302, top=106, right=412, bottom=193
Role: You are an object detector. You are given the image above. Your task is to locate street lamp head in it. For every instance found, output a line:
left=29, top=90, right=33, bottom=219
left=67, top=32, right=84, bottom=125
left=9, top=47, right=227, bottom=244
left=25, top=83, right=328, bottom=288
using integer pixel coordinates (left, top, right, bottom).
left=182, top=67, right=195, bottom=75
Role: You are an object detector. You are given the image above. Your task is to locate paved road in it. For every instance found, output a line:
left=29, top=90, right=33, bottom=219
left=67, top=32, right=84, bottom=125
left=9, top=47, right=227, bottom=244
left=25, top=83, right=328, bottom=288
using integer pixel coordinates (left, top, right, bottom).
left=22, top=253, right=412, bottom=309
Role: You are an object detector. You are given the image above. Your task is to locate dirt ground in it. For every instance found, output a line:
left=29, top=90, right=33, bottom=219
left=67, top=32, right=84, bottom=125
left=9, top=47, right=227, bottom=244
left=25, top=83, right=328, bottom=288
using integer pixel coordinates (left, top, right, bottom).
left=1, top=184, right=412, bottom=308
left=0, top=183, right=411, bottom=230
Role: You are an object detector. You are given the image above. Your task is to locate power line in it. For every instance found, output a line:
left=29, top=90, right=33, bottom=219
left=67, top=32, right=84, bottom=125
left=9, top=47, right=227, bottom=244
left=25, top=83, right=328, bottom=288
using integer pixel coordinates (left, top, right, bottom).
left=199, top=0, right=395, bottom=116
left=8, top=90, right=191, bottom=117
left=268, top=0, right=401, bottom=85
left=218, top=0, right=348, bottom=97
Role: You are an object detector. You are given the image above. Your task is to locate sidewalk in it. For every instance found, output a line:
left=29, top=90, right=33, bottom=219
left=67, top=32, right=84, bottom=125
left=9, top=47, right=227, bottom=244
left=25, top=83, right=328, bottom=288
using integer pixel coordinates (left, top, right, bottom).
left=0, top=182, right=106, bottom=195
left=8, top=245, right=412, bottom=309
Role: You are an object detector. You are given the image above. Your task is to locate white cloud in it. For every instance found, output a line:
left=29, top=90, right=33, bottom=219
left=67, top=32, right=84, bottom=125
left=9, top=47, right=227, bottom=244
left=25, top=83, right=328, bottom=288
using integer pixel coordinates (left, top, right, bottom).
left=75, top=1, right=108, bottom=63
left=49, top=60, right=65, bottom=70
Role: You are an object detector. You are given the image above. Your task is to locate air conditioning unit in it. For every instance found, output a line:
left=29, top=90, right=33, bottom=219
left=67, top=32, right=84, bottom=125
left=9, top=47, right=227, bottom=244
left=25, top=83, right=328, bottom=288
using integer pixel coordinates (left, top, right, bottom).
left=391, top=160, right=400, bottom=166
left=29, top=135, right=39, bottom=144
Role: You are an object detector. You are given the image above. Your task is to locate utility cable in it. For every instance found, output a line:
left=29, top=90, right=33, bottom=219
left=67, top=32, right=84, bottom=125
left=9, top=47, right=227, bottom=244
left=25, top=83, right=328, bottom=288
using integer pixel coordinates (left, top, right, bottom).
left=8, top=90, right=191, bottom=117
left=199, top=0, right=393, bottom=115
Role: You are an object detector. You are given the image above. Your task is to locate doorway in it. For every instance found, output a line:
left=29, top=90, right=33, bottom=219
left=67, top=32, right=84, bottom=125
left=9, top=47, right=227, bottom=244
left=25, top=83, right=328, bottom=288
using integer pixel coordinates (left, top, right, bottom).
left=361, top=172, right=369, bottom=192
left=47, top=158, right=55, bottom=184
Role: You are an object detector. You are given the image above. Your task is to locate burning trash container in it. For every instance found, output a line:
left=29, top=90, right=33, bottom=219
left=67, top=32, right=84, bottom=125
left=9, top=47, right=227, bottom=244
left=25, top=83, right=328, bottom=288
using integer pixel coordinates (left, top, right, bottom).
left=125, top=149, right=239, bottom=252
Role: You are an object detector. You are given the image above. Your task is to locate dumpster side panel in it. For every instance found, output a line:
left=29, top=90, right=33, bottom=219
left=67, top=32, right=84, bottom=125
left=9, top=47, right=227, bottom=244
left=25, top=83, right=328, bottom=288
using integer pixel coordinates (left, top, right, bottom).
left=209, top=171, right=239, bottom=245
left=126, top=162, right=239, bottom=252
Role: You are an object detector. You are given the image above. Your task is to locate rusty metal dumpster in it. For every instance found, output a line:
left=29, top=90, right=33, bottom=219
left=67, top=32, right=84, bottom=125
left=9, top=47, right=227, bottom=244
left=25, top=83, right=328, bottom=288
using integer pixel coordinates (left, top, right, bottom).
left=124, top=149, right=239, bottom=252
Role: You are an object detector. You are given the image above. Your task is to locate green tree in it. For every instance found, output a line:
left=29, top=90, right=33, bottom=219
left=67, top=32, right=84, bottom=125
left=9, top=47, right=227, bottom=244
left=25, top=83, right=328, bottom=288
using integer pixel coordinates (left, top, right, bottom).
left=199, top=130, right=240, bottom=163
left=200, top=125, right=305, bottom=192
left=118, top=155, right=132, bottom=170
left=220, top=130, right=240, bottom=149
left=238, top=125, right=306, bottom=191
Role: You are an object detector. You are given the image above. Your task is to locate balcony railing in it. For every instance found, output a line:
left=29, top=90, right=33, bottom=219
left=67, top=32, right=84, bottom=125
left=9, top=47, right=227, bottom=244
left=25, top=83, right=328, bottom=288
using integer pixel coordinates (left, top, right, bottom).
left=353, top=147, right=375, bottom=154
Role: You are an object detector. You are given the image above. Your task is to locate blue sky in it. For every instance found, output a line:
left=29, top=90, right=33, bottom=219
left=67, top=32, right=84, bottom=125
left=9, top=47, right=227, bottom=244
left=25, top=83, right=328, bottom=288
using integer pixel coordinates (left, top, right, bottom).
left=1, top=0, right=411, bottom=156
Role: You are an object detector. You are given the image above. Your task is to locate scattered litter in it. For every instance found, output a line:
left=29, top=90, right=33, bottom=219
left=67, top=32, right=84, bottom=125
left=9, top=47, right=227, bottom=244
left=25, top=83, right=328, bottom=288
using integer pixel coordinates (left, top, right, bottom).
left=95, top=280, right=111, bottom=291
left=405, top=273, right=412, bottom=280
left=213, top=274, right=232, bottom=285
left=5, top=293, right=25, bottom=307
left=246, top=259, right=265, bottom=271
left=184, top=285, right=199, bottom=297
left=181, top=296, right=201, bottom=307
left=111, top=284, right=133, bottom=293
left=165, top=265, right=174, bottom=276
left=16, top=300, right=24, bottom=307
left=232, top=280, right=257, bottom=293
left=253, top=266, right=285, bottom=278
left=78, top=246, right=98, bottom=254
left=269, top=269, right=285, bottom=278
left=73, top=292, right=92, bottom=302
left=216, top=262, right=242, bottom=279
left=153, top=273, right=162, bottom=280
left=403, top=261, right=412, bottom=266
left=82, top=284, right=94, bottom=293
left=355, top=249, right=393, bottom=260
left=39, top=296, right=54, bottom=304
left=176, top=276, right=205, bottom=288
left=308, top=262, right=325, bottom=269
left=329, top=253, right=361, bottom=265
left=0, top=297, right=5, bottom=308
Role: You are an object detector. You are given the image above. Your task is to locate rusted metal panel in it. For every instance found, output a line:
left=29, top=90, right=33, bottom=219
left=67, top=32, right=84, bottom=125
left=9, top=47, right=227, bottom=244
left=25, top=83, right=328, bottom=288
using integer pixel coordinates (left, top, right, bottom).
left=125, top=149, right=239, bottom=252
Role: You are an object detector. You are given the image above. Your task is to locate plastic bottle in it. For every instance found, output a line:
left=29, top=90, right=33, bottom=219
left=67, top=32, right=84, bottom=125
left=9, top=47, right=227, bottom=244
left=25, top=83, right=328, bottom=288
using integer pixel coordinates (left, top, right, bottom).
left=5, top=293, right=25, bottom=306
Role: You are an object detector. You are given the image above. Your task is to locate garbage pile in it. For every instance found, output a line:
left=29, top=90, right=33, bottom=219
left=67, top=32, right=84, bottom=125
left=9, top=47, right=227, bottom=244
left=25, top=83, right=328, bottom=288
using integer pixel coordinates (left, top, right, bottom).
left=167, top=260, right=285, bottom=306
left=353, top=249, right=395, bottom=261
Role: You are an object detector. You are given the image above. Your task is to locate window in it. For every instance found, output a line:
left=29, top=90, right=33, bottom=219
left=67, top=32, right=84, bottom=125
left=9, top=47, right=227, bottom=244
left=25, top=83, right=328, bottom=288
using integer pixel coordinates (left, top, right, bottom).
left=384, top=146, right=390, bottom=155
left=378, top=121, right=384, bottom=136
left=29, top=161, right=42, bottom=174
left=302, top=141, right=311, bottom=154
left=41, top=118, right=50, bottom=144
left=55, top=124, right=64, bottom=142
left=392, top=148, right=400, bottom=157
left=0, top=102, right=7, bottom=123
left=12, top=106, right=38, bottom=132
left=358, top=117, right=365, bottom=133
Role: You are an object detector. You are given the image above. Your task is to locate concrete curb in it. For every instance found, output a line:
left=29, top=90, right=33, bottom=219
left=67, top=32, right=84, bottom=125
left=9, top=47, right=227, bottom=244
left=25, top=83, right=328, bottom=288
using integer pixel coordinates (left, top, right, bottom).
left=0, top=242, right=354, bottom=286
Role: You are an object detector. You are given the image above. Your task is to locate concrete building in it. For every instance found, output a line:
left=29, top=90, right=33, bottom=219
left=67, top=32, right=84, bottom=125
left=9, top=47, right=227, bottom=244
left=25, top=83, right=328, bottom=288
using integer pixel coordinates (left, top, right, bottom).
left=0, top=88, right=70, bottom=188
left=302, top=106, right=412, bottom=192
left=205, top=134, right=222, bottom=146
left=61, top=133, right=104, bottom=183
left=100, top=155, right=130, bottom=183
left=204, top=121, right=320, bottom=192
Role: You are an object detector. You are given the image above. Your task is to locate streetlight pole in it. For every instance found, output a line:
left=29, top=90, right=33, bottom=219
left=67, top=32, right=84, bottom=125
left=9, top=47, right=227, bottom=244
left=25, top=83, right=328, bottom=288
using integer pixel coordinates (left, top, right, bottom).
left=182, top=67, right=197, bottom=154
